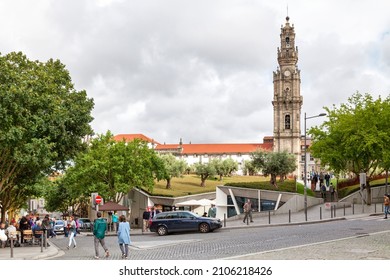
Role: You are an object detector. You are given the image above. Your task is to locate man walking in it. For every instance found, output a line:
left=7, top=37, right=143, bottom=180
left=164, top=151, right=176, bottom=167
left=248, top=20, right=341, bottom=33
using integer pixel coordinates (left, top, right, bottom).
left=384, top=194, right=390, bottom=219
left=243, top=199, right=253, bottom=223
left=93, top=212, right=110, bottom=259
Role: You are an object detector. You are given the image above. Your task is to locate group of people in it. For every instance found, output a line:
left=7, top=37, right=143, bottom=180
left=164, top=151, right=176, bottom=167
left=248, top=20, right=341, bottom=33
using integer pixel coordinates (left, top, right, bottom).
left=92, top=211, right=130, bottom=259
left=142, top=206, right=161, bottom=232
left=0, top=213, right=58, bottom=247
left=60, top=211, right=131, bottom=259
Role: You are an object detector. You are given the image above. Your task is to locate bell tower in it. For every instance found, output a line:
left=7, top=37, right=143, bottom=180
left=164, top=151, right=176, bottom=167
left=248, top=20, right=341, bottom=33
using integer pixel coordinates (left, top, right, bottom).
left=272, top=16, right=303, bottom=176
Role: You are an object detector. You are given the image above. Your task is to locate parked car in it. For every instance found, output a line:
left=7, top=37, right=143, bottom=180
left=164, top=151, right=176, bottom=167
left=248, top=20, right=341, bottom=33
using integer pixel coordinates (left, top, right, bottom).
left=149, top=210, right=222, bottom=236
left=53, top=220, right=65, bottom=234
left=78, top=218, right=92, bottom=231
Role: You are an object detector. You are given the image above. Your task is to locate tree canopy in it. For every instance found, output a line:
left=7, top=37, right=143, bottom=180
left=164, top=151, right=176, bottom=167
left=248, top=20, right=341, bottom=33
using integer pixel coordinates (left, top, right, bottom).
left=250, top=150, right=297, bottom=187
left=58, top=132, right=166, bottom=206
left=159, top=153, right=187, bottom=189
left=0, top=52, right=94, bottom=222
left=309, top=92, right=390, bottom=203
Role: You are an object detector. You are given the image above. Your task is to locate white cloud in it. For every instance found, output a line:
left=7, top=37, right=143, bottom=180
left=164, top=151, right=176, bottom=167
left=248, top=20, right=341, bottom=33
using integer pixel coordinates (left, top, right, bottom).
left=1, top=0, right=389, bottom=143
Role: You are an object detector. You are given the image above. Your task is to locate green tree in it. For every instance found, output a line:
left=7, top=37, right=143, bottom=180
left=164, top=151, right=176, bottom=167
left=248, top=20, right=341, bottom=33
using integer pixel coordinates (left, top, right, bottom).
left=0, top=52, right=94, bottom=222
left=251, top=150, right=297, bottom=187
left=194, top=162, right=217, bottom=187
left=212, top=158, right=238, bottom=180
left=160, top=153, right=187, bottom=189
left=243, top=160, right=259, bottom=176
left=63, top=131, right=166, bottom=204
left=309, top=92, right=390, bottom=204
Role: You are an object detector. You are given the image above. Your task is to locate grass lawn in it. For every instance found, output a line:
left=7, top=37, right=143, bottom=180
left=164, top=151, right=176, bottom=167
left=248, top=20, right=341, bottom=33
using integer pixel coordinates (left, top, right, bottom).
left=143, top=175, right=312, bottom=197
left=147, top=175, right=269, bottom=197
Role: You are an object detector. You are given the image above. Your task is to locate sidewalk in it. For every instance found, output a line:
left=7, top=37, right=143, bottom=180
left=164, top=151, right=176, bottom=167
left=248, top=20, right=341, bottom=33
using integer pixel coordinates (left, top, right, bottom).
left=0, top=202, right=383, bottom=260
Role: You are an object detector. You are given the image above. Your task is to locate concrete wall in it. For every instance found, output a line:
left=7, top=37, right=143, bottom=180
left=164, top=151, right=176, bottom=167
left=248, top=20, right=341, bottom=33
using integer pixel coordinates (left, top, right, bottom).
left=340, top=185, right=388, bottom=205
left=215, top=185, right=323, bottom=219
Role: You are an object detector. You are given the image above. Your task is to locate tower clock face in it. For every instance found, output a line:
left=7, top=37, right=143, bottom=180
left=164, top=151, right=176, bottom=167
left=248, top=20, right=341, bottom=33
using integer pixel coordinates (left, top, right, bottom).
left=284, top=70, right=291, bottom=77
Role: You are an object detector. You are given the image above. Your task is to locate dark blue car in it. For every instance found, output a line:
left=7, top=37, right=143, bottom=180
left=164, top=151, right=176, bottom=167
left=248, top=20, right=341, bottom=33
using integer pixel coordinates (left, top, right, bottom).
left=149, top=210, right=222, bottom=236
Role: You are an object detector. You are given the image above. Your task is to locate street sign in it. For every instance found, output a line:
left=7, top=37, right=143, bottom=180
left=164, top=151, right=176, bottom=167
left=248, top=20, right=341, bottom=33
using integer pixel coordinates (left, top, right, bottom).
left=95, top=195, right=102, bottom=204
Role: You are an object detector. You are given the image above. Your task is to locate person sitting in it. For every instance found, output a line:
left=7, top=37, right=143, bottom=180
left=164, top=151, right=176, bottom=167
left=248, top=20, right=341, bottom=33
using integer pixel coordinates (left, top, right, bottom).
left=32, top=220, right=43, bottom=243
left=6, top=222, right=19, bottom=246
left=0, top=223, right=7, bottom=248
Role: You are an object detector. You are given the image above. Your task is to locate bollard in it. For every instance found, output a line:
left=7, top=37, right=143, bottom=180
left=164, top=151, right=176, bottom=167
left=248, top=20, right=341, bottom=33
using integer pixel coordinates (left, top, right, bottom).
left=223, top=214, right=226, bottom=228
left=41, top=234, right=43, bottom=253
left=352, top=203, right=355, bottom=214
left=331, top=205, right=333, bottom=218
left=343, top=204, right=346, bottom=216
left=334, top=205, right=336, bottom=218
left=10, top=236, right=14, bottom=258
left=320, top=207, right=322, bottom=220
left=289, top=210, right=291, bottom=223
left=44, top=231, right=47, bottom=249
left=268, top=211, right=271, bottom=224
left=375, top=203, right=376, bottom=213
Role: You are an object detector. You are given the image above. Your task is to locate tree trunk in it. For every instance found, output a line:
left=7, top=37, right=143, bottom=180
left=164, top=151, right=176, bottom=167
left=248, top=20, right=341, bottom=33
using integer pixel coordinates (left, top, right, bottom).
left=0, top=207, right=6, bottom=223
left=166, top=178, right=171, bottom=189
left=270, top=174, right=278, bottom=188
left=366, top=181, right=371, bottom=205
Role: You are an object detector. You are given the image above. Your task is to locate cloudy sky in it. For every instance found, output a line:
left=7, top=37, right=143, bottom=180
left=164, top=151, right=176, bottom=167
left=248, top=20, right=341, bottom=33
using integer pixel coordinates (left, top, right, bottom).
left=1, top=0, right=389, bottom=144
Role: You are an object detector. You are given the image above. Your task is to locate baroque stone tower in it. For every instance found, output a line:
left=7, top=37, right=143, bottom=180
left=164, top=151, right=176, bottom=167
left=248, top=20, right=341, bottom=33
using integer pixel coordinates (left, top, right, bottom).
left=272, top=16, right=303, bottom=176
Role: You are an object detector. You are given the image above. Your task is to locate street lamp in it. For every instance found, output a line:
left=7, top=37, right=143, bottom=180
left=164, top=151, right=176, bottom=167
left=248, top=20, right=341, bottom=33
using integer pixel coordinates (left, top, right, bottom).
left=304, top=112, right=326, bottom=221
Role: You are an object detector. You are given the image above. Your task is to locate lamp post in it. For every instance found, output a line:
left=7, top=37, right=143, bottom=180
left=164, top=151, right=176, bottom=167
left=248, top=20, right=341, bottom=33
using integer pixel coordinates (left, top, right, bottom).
left=304, top=112, right=326, bottom=221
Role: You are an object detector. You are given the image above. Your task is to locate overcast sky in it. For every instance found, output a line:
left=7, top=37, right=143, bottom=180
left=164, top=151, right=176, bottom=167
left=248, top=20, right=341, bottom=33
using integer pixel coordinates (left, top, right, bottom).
left=1, top=0, right=389, bottom=144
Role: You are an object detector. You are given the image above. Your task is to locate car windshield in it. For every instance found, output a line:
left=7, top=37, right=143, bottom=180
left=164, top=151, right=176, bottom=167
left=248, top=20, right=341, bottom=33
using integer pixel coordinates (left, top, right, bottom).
left=80, top=219, right=91, bottom=223
left=55, top=221, right=64, bottom=225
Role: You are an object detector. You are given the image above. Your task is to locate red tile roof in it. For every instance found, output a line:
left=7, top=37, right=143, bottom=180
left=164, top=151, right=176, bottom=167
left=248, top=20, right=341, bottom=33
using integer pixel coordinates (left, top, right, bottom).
left=113, top=134, right=160, bottom=144
left=155, top=143, right=273, bottom=154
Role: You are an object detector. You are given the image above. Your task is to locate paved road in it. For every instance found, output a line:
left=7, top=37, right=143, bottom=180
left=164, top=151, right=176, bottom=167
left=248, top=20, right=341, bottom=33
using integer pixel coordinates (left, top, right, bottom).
left=46, top=214, right=390, bottom=260
left=1, top=203, right=389, bottom=260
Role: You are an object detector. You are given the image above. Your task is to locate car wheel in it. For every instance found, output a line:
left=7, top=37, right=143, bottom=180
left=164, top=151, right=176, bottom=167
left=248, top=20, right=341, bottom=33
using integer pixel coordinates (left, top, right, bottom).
left=157, top=226, right=168, bottom=236
left=199, top=223, right=210, bottom=233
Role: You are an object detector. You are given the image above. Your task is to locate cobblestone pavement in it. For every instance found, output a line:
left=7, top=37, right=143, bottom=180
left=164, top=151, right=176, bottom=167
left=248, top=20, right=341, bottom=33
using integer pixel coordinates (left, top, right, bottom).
left=46, top=214, right=390, bottom=260
left=227, top=230, right=390, bottom=260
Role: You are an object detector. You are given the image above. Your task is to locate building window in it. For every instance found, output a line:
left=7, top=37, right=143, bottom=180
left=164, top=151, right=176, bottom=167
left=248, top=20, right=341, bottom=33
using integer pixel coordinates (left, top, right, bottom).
left=285, top=115, right=291, bottom=129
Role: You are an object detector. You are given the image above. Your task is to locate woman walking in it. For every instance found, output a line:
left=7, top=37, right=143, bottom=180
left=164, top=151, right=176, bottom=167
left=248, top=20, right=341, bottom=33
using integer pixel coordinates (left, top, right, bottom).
left=117, top=215, right=131, bottom=259
left=67, top=216, right=77, bottom=249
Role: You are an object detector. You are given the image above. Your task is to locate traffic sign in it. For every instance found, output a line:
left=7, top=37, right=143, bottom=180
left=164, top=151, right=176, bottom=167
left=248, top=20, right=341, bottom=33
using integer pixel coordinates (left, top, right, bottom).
left=95, top=195, right=102, bottom=204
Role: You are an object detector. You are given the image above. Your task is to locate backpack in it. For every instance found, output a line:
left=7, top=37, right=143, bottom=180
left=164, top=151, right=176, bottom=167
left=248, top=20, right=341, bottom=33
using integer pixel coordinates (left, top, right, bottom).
left=321, top=185, right=326, bottom=192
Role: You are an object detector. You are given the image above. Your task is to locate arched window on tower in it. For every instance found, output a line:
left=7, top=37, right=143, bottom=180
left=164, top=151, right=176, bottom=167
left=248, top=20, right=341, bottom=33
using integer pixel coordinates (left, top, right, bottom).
left=285, top=114, right=291, bottom=129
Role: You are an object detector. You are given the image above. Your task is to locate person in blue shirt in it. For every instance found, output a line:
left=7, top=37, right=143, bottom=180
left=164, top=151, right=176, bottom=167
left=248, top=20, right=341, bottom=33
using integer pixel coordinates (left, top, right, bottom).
left=117, top=215, right=131, bottom=259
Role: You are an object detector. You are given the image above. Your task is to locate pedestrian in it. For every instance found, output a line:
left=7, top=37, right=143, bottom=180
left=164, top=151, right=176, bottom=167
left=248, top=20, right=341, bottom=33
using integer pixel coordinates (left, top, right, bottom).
left=243, top=199, right=253, bottom=223
left=112, top=212, right=119, bottom=232
left=42, top=214, right=51, bottom=238
left=93, top=212, right=110, bottom=259
left=329, top=183, right=335, bottom=202
left=321, top=183, right=327, bottom=200
left=19, top=213, right=30, bottom=244
left=67, top=216, right=77, bottom=249
left=384, top=194, right=390, bottom=219
left=208, top=204, right=216, bottom=218
left=150, top=206, right=161, bottom=219
left=324, top=173, right=331, bottom=187
left=117, top=215, right=131, bottom=259
left=142, top=209, right=151, bottom=232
